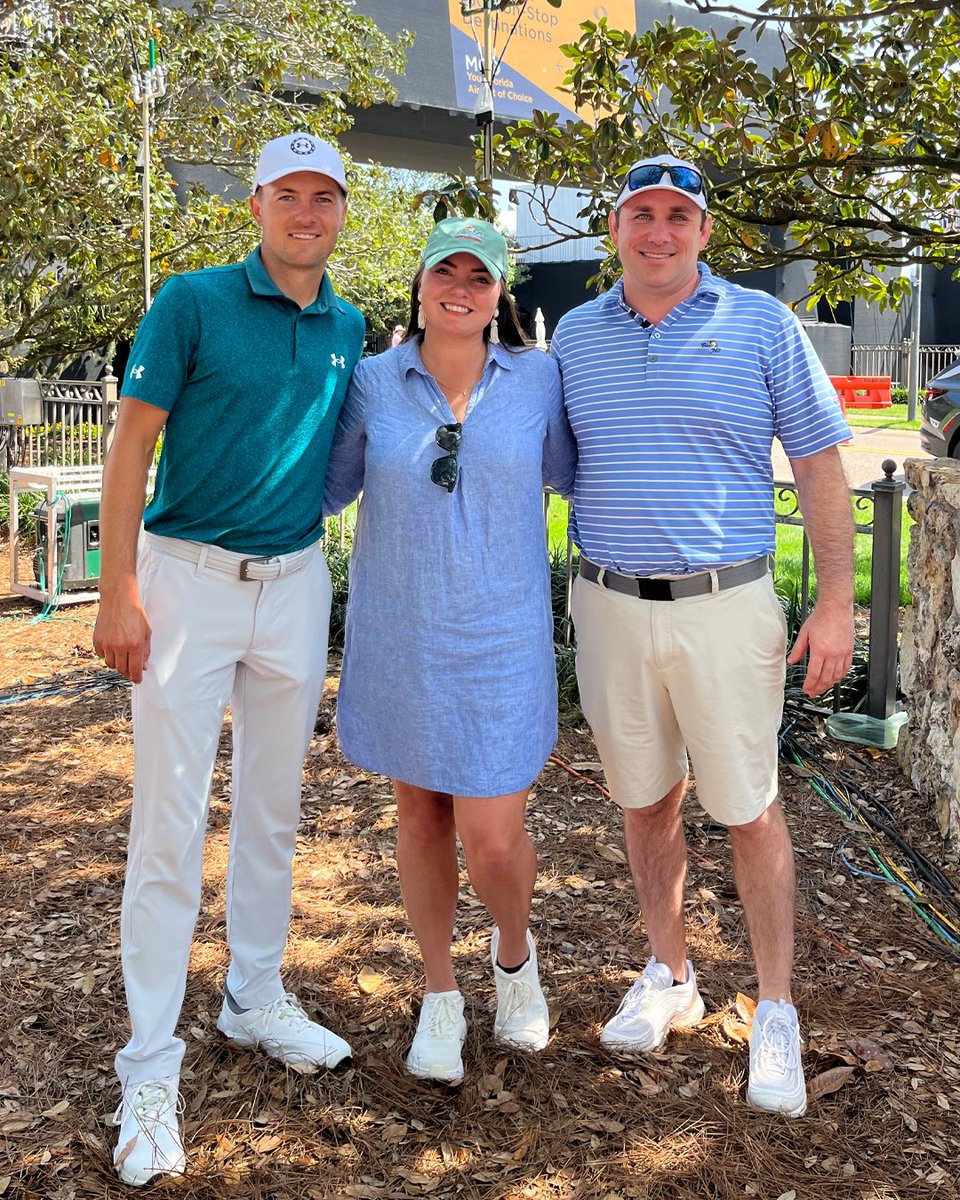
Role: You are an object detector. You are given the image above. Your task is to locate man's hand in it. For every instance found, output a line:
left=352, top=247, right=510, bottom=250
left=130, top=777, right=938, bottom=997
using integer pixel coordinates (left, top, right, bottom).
left=787, top=446, right=855, bottom=697
left=786, top=600, right=854, bottom=697
left=94, top=584, right=152, bottom=683
left=91, top=395, right=168, bottom=683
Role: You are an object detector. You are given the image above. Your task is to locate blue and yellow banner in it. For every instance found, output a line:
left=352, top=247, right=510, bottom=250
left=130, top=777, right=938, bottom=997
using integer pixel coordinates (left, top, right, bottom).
left=448, top=1, right=636, bottom=123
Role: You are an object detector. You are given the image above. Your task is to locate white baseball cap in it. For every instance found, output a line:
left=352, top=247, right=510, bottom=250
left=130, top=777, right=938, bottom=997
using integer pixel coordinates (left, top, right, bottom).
left=615, top=154, right=707, bottom=212
left=252, top=134, right=348, bottom=194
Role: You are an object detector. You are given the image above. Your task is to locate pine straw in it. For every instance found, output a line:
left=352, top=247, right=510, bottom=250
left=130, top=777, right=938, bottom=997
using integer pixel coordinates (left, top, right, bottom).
left=2, top=576, right=960, bottom=1200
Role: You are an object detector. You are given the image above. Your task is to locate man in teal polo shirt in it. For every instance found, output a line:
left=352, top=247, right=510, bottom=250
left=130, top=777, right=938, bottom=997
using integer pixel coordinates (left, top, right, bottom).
left=93, top=134, right=365, bottom=1187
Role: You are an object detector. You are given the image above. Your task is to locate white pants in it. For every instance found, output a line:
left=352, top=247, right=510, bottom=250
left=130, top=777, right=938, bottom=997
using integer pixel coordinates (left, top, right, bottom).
left=115, top=535, right=332, bottom=1087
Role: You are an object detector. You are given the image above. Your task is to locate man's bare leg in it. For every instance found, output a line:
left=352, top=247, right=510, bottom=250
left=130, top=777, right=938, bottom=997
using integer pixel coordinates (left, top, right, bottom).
left=729, top=798, right=795, bottom=1001
left=621, top=776, right=689, bottom=981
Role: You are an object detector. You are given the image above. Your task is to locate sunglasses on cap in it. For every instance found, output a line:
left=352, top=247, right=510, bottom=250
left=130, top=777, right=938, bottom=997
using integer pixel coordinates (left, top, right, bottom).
left=625, top=162, right=705, bottom=197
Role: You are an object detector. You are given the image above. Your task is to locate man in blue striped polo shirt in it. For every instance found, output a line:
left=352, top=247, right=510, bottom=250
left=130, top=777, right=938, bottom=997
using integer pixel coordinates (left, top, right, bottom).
left=552, top=154, right=854, bottom=1117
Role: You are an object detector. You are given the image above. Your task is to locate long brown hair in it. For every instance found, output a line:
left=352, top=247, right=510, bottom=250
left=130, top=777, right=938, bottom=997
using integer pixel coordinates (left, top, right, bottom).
left=400, top=267, right=529, bottom=348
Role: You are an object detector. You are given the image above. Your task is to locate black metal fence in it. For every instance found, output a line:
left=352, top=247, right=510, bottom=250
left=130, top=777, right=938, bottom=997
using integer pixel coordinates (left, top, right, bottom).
left=773, top=461, right=904, bottom=719
left=6, top=393, right=902, bottom=716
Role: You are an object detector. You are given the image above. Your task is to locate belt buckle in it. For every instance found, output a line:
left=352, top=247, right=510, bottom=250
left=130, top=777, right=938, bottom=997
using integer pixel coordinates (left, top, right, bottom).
left=239, top=555, right=275, bottom=580
left=637, top=577, right=675, bottom=601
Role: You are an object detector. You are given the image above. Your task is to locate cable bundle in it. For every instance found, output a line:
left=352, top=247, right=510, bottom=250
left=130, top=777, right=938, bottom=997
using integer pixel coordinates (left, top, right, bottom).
left=781, top=723, right=960, bottom=954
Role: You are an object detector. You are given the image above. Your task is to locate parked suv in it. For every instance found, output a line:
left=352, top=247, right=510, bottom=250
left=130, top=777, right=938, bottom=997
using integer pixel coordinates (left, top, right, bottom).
left=921, top=358, right=960, bottom=458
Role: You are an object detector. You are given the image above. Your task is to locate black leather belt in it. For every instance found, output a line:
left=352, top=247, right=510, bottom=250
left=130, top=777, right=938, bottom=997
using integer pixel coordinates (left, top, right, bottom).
left=578, top=555, right=770, bottom=601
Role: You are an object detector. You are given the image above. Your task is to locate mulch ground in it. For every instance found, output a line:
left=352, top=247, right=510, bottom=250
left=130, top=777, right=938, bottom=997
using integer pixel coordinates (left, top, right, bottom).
left=2, top=544, right=959, bottom=1200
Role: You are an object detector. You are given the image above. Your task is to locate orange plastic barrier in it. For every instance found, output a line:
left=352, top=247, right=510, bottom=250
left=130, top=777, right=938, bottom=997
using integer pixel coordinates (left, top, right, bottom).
left=828, top=375, right=892, bottom=409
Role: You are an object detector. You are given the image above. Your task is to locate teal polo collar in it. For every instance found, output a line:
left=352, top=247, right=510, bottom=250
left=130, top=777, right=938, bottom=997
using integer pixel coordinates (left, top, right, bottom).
left=243, top=247, right=345, bottom=315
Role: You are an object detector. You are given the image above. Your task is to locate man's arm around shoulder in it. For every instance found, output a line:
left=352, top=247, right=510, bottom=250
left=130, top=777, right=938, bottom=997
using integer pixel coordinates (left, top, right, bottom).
left=92, top=397, right=169, bottom=684
left=786, top=445, right=855, bottom=697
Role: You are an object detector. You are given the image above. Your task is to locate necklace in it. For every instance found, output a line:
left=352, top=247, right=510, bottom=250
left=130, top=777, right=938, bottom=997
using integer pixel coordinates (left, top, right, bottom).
left=426, top=366, right=485, bottom=406
left=433, top=377, right=476, bottom=398
left=420, top=347, right=485, bottom=395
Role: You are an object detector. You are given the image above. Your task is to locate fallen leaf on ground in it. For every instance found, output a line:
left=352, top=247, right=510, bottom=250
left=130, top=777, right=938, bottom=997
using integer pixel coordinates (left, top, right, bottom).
left=847, top=1035, right=894, bottom=1072
left=807, top=1065, right=857, bottom=1102
left=357, top=966, right=383, bottom=994
left=722, top=1014, right=751, bottom=1043
left=736, top=993, right=757, bottom=1023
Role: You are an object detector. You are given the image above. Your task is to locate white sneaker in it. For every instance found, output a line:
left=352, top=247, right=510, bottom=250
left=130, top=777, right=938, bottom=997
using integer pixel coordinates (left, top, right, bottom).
left=600, top=957, right=705, bottom=1052
left=112, top=1076, right=185, bottom=1187
left=747, top=999, right=808, bottom=1117
left=491, top=928, right=550, bottom=1051
left=216, top=992, right=352, bottom=1073
left=405, top=990, right=468, bottom=1084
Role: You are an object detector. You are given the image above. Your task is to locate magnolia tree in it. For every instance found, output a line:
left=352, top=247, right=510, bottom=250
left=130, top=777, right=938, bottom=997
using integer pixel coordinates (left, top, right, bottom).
left=335, top=166, right=437, bottom=335
left=0, top=0, right=419, bottom=370
left=434, top=0, right=960, bottom=309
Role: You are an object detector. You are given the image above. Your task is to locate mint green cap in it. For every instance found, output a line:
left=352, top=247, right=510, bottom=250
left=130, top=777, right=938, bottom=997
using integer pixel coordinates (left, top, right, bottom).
left=422, top=217, right=509, bottom=281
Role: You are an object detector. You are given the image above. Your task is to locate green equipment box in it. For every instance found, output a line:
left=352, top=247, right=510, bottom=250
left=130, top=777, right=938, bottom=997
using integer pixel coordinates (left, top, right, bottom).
left=34, top=495, right=101, bottom=590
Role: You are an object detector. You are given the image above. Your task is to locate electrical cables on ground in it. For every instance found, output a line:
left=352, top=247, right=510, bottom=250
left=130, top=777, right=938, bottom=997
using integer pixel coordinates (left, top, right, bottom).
left=0, top=667, right=127, bottom=705
left=781, top=722, right=960, bottom=955
left=553, top=724, right=960, bottom=958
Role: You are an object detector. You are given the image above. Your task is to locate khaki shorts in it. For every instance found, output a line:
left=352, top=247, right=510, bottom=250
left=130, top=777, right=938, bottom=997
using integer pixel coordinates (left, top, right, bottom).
left=572, top=571, right=787, bottom=826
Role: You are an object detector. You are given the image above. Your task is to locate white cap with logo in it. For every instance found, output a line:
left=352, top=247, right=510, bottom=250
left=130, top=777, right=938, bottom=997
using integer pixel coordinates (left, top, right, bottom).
left=252, top=134, right=348, bottom=194
left=615, top=153, right=707, bottom=212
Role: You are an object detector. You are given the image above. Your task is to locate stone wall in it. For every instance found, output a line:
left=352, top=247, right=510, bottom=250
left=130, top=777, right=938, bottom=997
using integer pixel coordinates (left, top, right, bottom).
left=899, top=457, right=960, bottom=844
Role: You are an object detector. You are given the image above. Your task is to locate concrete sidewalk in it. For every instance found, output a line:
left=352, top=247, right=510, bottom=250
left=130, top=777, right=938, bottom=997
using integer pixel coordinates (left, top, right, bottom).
left=772, top=425, right=927, bottom=488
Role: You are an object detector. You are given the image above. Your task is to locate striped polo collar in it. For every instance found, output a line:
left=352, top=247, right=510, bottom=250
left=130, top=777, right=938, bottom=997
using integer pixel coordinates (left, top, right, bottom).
left=601, top=262, right=726, bottom=319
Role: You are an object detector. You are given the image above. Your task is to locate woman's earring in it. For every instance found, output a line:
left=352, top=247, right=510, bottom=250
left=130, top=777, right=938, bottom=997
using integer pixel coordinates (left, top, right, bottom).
left=489, top=312, right=500, bottom=344
left=417, top=293, right=426, bottom=330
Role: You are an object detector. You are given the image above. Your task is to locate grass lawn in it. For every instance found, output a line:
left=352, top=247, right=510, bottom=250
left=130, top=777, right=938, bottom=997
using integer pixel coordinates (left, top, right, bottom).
left=774, top=507, right=913, bottom=607
left=844, top=401, right=921, bottom=431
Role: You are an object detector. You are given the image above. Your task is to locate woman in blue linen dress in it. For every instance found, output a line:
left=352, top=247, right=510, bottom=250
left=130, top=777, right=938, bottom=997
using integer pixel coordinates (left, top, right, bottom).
left=324, top=218, right=576, bottom=1086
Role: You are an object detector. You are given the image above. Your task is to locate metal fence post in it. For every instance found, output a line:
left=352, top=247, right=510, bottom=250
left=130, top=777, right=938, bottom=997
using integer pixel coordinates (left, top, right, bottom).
left=867, top=458, right=904, bottom=718
left=101, top=372, right=119, bottom=458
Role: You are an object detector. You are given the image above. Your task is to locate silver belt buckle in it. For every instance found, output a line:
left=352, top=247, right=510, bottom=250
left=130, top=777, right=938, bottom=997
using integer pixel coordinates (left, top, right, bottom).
left=238, top=555, right=275, bottom=580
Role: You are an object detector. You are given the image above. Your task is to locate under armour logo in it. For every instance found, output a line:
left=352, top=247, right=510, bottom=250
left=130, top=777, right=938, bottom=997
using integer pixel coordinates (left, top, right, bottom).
left=331, top=353, right=345, bottom=368
left=130, top=364, right=146, bottom=379
left=290, top=135, right=316, bottom=156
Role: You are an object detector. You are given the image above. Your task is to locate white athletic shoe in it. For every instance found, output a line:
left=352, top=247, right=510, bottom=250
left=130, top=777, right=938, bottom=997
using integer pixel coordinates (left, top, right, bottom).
left=491, top=928, right=550, bottom=1051
left=112, top=1076, right=185, bottom=1187
left=216, top=992, right=352, bottom=1072
left=405, top=990, right=468, bottom=1084
left=600, top=957, right=705, bottom=1052
left=747, top=999, right=808, bottom=1117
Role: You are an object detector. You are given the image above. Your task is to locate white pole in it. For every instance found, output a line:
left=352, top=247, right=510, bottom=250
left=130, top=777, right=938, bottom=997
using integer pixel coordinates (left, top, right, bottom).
left=141, top=92, right=152, bottom=311
left=131, top=37, right=166, bottom=314
left=907, top=262, right=922, bottom=421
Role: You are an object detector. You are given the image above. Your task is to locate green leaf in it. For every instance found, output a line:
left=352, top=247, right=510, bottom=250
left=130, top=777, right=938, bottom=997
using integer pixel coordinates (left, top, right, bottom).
left=0, top=0, right=420, bottom=364
left=490, top=1, right=960, bottom=310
